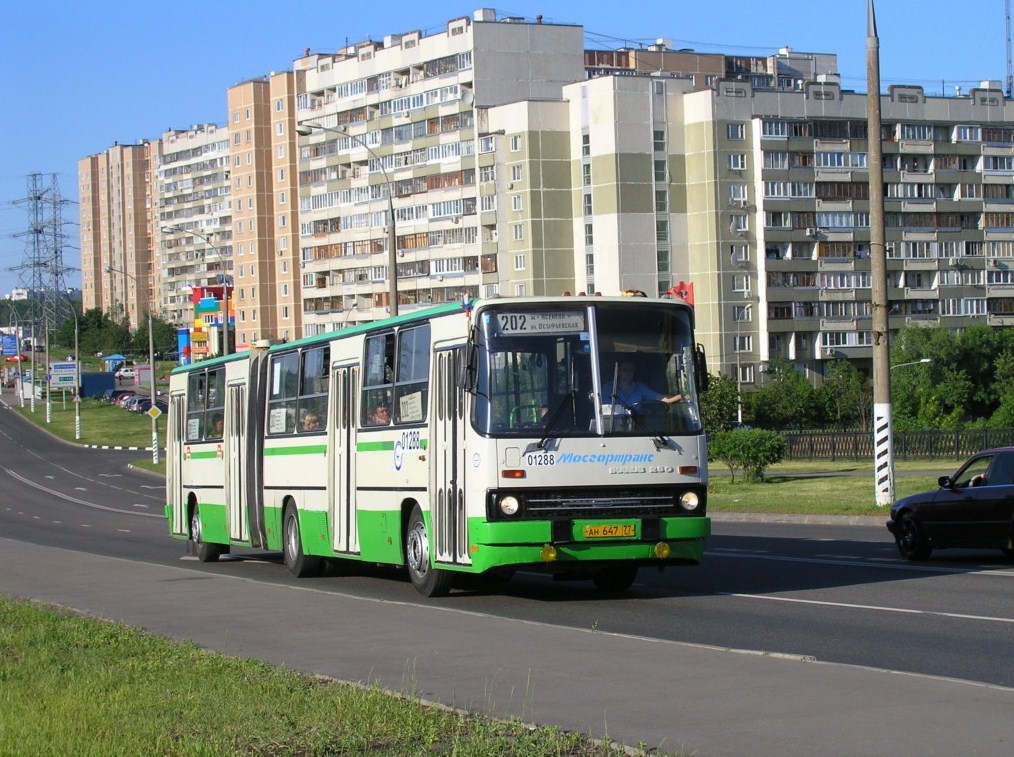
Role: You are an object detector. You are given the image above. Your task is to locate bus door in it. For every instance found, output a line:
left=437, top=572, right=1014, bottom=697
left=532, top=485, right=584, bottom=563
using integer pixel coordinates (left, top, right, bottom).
left=168, top=393, right=187, bottom=536
left=430, top=346, right=470, bottom=567
left=225, top=382, right=248, bottom=542
left=329, top=363, right=359, bottom=554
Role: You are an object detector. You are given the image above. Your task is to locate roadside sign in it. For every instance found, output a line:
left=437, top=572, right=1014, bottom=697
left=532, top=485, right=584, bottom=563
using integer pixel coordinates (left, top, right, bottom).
left=52, top=375, right=77, bottom=387
left=50, top=362, right=76, bottom=375
left=1, top=335, right=17, bottom=356
left=147, top=406, right=162, bottom=419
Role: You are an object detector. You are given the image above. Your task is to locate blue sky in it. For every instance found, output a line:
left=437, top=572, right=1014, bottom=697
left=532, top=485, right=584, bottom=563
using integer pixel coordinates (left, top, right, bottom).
left=0, top=0, right=1008, bottom=295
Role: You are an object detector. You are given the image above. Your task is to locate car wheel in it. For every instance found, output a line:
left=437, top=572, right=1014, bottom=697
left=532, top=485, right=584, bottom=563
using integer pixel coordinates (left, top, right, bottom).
left=405, top=505, right=454, bottom=597
left=190, top=505, right=223, bottom=563
left=896, top=513, right=932, bottom=561
left=592, top=563, right=639, bottom=593
left=283, top=503, right=322, bottom=578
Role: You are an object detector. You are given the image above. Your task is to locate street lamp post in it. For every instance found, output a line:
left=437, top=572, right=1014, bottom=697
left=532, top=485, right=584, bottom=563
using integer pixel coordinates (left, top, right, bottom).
left=161, top=226, right=231, bottom=355
left=106, top=265, right=159, bottom=465
left=297, top=122, right=399, bottom=317
left=890, top=358, right=932, bottom=371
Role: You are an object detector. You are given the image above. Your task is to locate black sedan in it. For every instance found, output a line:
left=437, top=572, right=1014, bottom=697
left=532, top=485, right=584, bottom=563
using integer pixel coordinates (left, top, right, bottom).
left=887, top=448, right=1014, bottom=560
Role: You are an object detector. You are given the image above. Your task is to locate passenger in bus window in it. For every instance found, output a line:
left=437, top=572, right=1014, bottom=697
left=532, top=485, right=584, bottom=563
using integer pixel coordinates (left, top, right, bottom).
left=301, top=412, right=321, bottom=432
left=370, top=404, right=391, bottom=426
left=209, top=414, right=224, bottom=439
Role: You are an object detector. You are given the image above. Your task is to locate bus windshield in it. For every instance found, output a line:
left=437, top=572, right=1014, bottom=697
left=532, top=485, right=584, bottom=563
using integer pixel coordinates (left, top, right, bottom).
left=473, top=301, right=703, bottom=438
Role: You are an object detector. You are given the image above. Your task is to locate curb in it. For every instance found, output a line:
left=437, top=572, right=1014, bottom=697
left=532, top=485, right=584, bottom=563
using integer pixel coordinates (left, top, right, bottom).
left=711, top=512, right=886, bottom=527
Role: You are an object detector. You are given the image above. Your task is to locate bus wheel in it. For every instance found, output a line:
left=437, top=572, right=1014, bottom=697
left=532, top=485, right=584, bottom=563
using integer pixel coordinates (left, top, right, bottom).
left=592, top=563, right=638, bottom=593
left=405, top=505, right=453, bottom=597
left=190, top=505, right=222, bottom=563
left=283, top=504, right=323, bottom=578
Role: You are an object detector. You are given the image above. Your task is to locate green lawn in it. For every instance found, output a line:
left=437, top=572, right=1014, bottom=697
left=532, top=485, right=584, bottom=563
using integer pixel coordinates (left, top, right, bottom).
left=0, top=598, right=642, bottom=757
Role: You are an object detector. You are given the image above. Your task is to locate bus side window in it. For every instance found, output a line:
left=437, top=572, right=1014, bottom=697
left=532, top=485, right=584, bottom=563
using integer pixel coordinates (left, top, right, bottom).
left=394, top=324, right=430, bottom=424
left=361, top=333, right=394, bottom=427
left=205, top=368, right=225, bottom=440
left=185, top=371, right=206, bottom=442
left=267, top=351, right=300, bottom=435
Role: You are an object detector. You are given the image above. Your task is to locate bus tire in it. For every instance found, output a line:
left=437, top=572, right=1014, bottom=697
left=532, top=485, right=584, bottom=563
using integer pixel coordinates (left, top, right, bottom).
left=592, top=563, right=638, bottom=593
left=283, top=503, right=323, bottom=578
left=190, top=505, right=223, bottom=563
left=405, top=505, right=453, bottom=597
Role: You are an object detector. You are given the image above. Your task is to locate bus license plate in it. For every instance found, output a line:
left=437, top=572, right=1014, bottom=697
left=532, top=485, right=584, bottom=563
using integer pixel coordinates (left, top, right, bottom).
left=584, top=524, right=635, bottom=538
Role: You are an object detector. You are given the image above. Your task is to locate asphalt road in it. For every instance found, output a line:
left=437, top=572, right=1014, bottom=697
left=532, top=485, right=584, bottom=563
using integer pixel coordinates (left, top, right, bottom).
left=1, top=391, right=1012, bottom=756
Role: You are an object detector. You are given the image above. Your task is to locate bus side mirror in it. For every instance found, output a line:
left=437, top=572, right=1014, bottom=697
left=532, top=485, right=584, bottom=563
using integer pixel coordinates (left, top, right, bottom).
left=695, top=344, right=709, bottom=392
left=458, top=342, right=478, bottom=394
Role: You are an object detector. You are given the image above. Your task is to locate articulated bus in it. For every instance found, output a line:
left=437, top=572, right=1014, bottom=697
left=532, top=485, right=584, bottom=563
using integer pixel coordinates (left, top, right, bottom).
left=165, top=295, right=710, bottom=596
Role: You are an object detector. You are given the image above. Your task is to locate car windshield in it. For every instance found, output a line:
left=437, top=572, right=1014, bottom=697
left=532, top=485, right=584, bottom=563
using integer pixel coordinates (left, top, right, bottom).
left=472, top=301, right=703, bottom=438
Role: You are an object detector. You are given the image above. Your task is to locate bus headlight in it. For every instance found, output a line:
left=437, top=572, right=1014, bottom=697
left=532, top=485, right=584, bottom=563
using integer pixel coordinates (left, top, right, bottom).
left=499, top=495, right=520, bottom=516
left=680, top=492, right=700, bottom=512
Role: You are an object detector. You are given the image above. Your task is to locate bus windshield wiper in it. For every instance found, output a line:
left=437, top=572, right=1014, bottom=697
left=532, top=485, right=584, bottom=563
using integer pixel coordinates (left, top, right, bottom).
left=536, top=390, right=576, bottom=449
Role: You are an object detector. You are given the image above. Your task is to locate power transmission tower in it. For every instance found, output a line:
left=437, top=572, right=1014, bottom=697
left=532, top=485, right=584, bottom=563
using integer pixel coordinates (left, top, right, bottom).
left=11, top=172, right=75, bottom=338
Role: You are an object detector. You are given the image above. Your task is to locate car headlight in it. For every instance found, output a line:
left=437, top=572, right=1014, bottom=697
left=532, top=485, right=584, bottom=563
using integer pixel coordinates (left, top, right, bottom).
left=499, top=495, right=520, bottom=516
left=680, top=492, right=700, bottom=512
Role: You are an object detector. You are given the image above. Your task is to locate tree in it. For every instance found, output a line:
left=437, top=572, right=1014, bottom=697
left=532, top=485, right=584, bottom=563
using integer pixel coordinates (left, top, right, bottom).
left=818, top=359, right=872, bottom=431
left=747, top=357, right=817, bottom=430
left=699, top=373, right=740, bottom=432
left=133, top=314, right=179, bottom=359
left=708, top=428, right=787, bottom=483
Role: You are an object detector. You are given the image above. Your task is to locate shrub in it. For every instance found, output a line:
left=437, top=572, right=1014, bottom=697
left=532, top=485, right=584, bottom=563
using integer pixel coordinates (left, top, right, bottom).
left=709, top=428, right=787, bottom=483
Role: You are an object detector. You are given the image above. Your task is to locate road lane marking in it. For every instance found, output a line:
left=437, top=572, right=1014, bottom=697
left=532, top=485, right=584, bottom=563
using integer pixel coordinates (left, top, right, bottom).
left=3, top=468, right=161, bottom=519
left=724, top=592, right=1014, bottom=625
left=707, top=550, right=1014, bottom=578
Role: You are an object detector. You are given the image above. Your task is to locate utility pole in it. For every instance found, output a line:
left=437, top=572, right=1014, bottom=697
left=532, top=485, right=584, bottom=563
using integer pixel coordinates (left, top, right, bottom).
left=868, top=1, right=894, bottom=506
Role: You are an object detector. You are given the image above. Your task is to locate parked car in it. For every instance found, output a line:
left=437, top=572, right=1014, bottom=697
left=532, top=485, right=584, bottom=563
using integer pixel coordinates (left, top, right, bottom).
left=122, top=395, right=146, bottom=412
left=887, top=448, right=1014, bottom=561
left=134, top=398, right=168, bottom=415
left=114, top=392, right=139, bottom=407
left=115, top=367, right=136, bottom=380
left=102, top=389, right=135, bottom=403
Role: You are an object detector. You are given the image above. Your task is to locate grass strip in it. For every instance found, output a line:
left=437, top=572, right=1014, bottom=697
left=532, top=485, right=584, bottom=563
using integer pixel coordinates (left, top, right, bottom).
left=0, top=597, right=658, bottom=757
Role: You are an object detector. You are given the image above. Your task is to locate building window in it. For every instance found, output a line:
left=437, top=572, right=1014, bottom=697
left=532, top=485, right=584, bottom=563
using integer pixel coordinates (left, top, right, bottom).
left=734, top=335, right=752, bottom=352
left=514, top=254, right=526, bottom=270
left=729, top=154, right=747, bottom=170
left=513, top=283, right=527, bottom=297
left=583, top=193, right=592, bottom=215
left=512, top=224, right=524, bottom=241
left=581, top=133, right=590, bottom=157
left=654, top=159, right=667, bottom=182
left=510, top=135, right=522, bottom=152
left=584, top=223, right=593, bottom=247
left=582, top=163, right=591, bottom=186
left=512, top=195, right=523, bottom=211
left=653, top=129, right=666, bottom=153
left=655, top=190, right=668, bottom=212
left=727, top=123, right=745, bottom=140
left=510, top=165, right=523, bottom=182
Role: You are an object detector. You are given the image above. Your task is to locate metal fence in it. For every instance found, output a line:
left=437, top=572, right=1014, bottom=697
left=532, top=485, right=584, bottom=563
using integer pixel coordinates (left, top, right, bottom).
left=784, top=429, right=1014, bottom=461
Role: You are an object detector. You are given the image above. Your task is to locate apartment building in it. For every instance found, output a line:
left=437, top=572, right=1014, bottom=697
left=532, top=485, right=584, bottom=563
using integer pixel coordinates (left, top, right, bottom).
left=154, top=124, right=232, bottom=358
left=78, top=142, right=153, bottom=329
left=676, top=78, right=1014, bottom=385
left=294, top=9, right=585, bottom=334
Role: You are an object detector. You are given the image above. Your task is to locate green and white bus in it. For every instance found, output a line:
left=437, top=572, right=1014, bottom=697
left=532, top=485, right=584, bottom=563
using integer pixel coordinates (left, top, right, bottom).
left=165, top=295, right=710, bottom=596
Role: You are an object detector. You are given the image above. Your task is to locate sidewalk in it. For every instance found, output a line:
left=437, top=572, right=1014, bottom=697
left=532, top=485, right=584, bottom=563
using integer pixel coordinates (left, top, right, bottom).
left=1, top=537, right=1009, bottom=757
